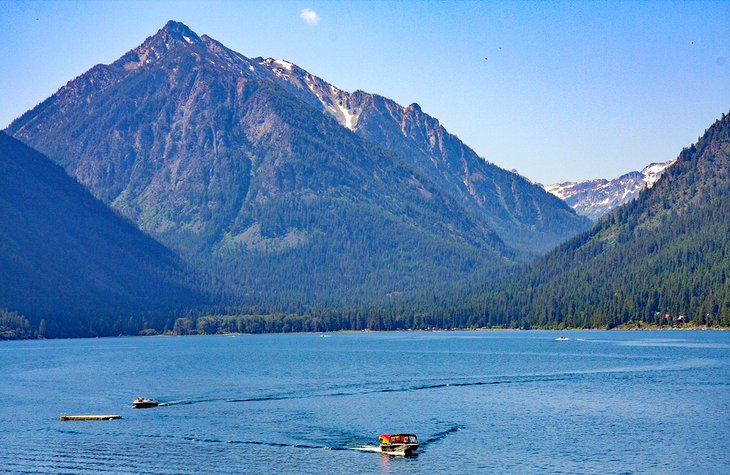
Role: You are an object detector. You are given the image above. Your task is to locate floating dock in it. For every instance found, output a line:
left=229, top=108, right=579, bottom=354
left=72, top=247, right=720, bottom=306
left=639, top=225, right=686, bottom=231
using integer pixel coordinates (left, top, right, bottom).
left=60, top=414, right=122, bottom=421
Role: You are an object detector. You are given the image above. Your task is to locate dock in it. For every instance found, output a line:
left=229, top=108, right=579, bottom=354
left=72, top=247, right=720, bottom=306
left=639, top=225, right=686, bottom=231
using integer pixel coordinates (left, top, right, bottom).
left=60, top=414, right=122, bottom=421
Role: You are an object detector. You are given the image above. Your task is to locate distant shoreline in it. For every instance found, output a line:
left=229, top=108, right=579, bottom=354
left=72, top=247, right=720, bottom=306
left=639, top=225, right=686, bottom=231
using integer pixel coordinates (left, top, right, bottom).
left=2, top=325, right=728, bottom=342
left=157, top=325, right=730, bottom=337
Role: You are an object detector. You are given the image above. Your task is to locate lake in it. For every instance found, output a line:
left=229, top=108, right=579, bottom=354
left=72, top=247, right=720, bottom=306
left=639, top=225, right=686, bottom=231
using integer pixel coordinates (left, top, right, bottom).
left=1, top=330, right=729, bottom=474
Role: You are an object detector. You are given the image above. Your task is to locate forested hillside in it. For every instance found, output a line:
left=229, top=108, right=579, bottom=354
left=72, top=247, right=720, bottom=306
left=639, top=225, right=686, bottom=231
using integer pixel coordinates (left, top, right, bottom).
left=0, top=132, right=200, bottom=338
left=456, top=112, right=730, bottom=328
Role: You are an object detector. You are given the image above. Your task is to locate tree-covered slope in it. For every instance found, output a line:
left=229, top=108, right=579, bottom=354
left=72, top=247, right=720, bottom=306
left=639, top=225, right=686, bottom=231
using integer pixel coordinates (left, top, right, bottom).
left=0, top=132, right=198, bottom=337
left=466, top=112, right=730, bottom=327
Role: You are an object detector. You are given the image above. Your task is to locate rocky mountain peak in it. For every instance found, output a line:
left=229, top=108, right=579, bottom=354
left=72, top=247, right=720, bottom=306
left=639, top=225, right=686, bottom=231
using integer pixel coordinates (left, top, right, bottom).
left=161, top=20, right=197, bottom=36
left=118, top=20, right=202, bottom=70
left=254, top=54, right=589, bottom=253
left=641, top=161, right=675, bottom=186
left=150, top=20, right=202, bottom=49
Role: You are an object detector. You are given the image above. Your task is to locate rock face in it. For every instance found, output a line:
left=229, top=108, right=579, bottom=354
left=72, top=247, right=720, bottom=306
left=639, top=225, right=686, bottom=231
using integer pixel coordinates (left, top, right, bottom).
left=544, top=161, right=675, bottom=221
left=6, top=21, right=590, bottom=305
left=0, top=132, right=197, bottom=337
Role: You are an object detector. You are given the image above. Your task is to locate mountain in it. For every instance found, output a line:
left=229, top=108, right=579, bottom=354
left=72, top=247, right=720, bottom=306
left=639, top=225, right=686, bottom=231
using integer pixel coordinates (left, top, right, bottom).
left=543, top=160, right=675, bottom=221
left=0, top=132, right=198, bottom=337
left=6, top=21, right=589, bottom=307
left=460, top=112, right=730, bottom=328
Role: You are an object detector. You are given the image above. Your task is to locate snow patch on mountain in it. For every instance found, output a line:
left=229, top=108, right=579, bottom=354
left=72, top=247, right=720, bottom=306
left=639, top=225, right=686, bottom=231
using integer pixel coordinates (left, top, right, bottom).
left=336, top=101, right=356, bottom=130
left=642, top=162, right=672, bottom=187
left=273, top=59, right=294, bottom=71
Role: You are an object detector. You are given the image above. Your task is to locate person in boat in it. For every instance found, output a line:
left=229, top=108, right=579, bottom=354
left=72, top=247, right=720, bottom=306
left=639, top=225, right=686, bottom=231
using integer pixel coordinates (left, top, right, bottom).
left=379, top=433, right=418, bottom=449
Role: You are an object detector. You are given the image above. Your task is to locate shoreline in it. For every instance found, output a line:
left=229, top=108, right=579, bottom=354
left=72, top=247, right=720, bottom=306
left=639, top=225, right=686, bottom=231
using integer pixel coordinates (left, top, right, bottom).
left=2, top=325, right=727, bottom=342
left=161, top=326, right=730, bottom=337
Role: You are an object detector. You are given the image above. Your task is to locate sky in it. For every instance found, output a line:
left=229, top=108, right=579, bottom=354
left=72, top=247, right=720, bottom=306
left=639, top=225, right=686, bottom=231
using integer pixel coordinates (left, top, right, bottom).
left=1, top=0, right=728, bottom=184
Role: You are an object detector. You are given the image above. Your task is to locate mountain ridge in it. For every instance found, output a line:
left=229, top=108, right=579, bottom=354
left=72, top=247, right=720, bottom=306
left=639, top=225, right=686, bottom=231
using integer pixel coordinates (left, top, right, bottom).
left=2, top=21, right=727, bottom=335
left=254, top=53, right=590, bottom=254
left=9, top=21, right=588, bottom=256
left=543, top=160, right=676, bottom=221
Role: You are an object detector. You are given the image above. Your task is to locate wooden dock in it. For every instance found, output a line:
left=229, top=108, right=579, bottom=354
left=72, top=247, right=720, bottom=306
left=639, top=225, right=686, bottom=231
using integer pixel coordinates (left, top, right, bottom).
left=60, top=414, right=122, bottom=421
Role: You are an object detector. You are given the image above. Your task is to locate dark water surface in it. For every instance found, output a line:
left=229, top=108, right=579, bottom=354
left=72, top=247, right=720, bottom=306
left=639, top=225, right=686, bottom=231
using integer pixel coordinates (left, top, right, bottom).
left=1, top=330, right=729, bottom=474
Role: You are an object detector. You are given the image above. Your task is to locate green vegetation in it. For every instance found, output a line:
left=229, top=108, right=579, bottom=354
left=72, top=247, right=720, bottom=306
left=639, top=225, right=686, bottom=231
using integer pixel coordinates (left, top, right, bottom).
left=3, top=111, right=729, bottom=338
left=0, top=309, right=35, bottom=340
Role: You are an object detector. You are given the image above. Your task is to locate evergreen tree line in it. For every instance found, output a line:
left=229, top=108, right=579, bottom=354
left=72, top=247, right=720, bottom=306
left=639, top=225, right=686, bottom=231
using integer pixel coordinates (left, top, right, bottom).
left=0, top=309, right=41, bottom=340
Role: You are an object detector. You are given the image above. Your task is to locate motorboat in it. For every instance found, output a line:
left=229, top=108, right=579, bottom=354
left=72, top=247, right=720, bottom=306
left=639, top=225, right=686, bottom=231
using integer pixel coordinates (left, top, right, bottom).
left=379, top=433, right=418, bottom=455
left=555, top=336, right=569, bottom=341
left=132, top=397, right=159, bottom=408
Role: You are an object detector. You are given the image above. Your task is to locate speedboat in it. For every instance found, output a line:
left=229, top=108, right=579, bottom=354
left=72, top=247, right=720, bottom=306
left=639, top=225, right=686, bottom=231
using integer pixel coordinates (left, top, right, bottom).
left=555, top=336, right=569, bottom=341
left=132, top=397, right=159, bottom=408
left=379, top=433, right=418, bottom=455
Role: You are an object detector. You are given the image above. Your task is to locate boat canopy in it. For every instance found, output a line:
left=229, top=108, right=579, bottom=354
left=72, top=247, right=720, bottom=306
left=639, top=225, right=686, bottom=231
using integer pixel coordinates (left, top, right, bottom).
left=380, top=433, right=417, bottom=443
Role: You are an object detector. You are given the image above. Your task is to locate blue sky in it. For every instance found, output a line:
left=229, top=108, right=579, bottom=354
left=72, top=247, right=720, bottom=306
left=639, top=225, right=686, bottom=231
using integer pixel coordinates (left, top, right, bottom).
left=1, top=0, right=728, bottom=184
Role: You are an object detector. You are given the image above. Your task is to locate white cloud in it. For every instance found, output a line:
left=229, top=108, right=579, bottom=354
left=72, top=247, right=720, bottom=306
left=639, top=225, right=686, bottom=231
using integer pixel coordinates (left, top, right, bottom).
left=300, top=8, right=319, bottom=25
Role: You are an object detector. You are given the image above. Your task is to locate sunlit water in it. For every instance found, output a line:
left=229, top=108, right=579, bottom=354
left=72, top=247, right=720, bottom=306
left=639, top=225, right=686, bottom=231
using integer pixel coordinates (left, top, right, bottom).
left=1, top=330, right=729, bottom=473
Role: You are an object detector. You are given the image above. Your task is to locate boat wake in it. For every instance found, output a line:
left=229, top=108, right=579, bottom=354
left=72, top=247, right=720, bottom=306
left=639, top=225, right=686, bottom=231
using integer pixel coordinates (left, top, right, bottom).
left=172, top=435, right=373, bottom=453
left=421, top=425, right=463, bottom=445
left=351, top=445, right=382, bottom=453
left=223, top=377, right=570, bottom=405
left=124, top=426, right=462, bottom=456
left=156, top=360, right=713, bottom=410
left=157, top=376, right=571, bottom=408
left=157, top=399, right=219, bottom=407
left=351, top=445, right=412, bottom=456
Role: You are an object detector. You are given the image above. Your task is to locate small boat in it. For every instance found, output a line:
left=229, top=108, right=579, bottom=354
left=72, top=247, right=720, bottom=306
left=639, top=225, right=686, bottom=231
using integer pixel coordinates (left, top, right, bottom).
left=555, top=336, right=569, bottom=341
left=132, top=397, right=159, bottom=408
left=379, top=433, right=418, bottom=455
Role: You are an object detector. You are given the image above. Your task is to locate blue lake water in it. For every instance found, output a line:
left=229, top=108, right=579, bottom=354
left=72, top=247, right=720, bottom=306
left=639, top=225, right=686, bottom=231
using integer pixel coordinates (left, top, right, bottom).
left=1, top=330, right=729, bottom=474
